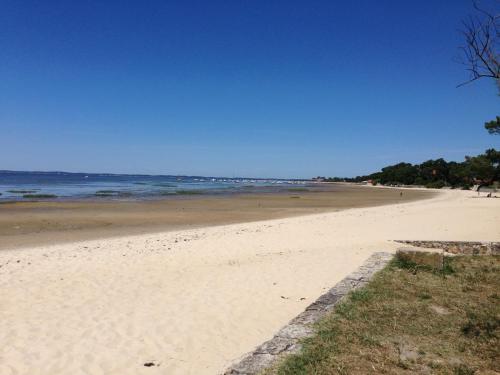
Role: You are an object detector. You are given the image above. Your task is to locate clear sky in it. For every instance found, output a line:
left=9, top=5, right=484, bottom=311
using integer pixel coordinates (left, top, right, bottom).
left=1, top=0, right=499, bottom=178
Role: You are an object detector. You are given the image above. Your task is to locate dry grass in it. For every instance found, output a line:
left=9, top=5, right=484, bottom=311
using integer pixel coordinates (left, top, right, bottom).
left=266, top=253, right=499, bottom=374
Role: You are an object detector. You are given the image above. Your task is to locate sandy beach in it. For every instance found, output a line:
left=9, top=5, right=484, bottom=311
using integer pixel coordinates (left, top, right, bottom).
left=0, top=188, right=499, bottom=375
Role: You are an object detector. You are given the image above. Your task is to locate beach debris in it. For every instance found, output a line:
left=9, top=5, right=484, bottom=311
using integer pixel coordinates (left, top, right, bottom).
left=144, top=362, right=157, bottom=367
left=280, top=296, right=289, bottom=299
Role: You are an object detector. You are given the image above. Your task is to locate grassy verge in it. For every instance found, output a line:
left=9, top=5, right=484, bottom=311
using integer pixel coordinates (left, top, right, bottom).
left=267, top=253, right=499, bottom=374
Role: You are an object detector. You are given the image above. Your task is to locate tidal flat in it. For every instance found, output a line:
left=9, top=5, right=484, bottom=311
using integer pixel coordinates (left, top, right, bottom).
left=0, top=184, right=432, bottom=250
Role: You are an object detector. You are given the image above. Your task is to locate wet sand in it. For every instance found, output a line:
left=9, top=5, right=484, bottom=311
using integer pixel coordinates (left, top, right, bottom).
left=0, top=184, right=432, bottom=250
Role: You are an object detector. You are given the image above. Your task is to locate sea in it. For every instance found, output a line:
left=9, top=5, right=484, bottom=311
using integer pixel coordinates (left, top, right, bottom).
left=0, top=171, right=309, bottom=201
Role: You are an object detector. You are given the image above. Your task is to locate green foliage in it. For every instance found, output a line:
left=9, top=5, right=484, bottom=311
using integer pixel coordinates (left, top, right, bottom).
left=394, top=251, right=455, bottom=275
left=426, top=180, right=446, bottom=189
left=324, top=148, right=499, bottom=188
left=466, top=154, right=497, bottom=183
left=485, top=116, right=500, bottom=135
left=379, top=163, right=418, bottom=185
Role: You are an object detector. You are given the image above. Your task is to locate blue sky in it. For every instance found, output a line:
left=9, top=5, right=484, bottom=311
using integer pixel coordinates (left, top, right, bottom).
left=1, top=0, right=499, bottom=178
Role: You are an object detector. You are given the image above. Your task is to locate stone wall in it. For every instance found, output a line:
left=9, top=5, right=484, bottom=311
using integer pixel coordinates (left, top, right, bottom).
left=395, top=240, right=500, bottom=255
left=222, top=252, right=393, bottom=375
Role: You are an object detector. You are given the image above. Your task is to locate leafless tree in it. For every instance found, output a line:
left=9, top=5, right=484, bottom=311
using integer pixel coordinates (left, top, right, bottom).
left=457, top=0, right=499, bottom=87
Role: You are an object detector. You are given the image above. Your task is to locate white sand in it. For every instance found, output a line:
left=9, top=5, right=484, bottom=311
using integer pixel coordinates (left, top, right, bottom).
left=0, top=189, right=499, bottom=375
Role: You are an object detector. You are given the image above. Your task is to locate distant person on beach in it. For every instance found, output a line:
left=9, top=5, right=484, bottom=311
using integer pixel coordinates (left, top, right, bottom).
left=400, top=191, right=403, bottom=197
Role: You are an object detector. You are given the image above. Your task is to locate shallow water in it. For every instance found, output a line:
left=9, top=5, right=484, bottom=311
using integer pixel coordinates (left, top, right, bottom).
left=0, top=171, right=308, bottom=201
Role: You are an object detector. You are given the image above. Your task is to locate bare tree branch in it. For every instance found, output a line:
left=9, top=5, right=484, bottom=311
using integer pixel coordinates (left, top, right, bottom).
left=457, top=0, right=499, bottom=87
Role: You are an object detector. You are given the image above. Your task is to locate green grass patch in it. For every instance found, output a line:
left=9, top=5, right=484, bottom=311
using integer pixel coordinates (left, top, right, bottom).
left=393, top=250, right=455, bottom=275
left=266, top=254, right=499, bottom=374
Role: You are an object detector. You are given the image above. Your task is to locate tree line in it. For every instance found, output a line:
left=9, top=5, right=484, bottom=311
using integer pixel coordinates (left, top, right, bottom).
left=321, top=148, right=500, bottom=189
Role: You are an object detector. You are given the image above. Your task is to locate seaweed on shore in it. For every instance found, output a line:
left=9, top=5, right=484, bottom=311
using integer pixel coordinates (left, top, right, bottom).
left=23, top=194, right=57, bottom=199
left=154, top=183, right=177, bottom=188
left=175, top=190, right=204, bottom=195
left=94, top=190, right=132, bottom=197
left=7, top=190, right=38, bottom=194
left=159, top=191, right=176, bottom=195
left=95, top=190, right=120, bottom=194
